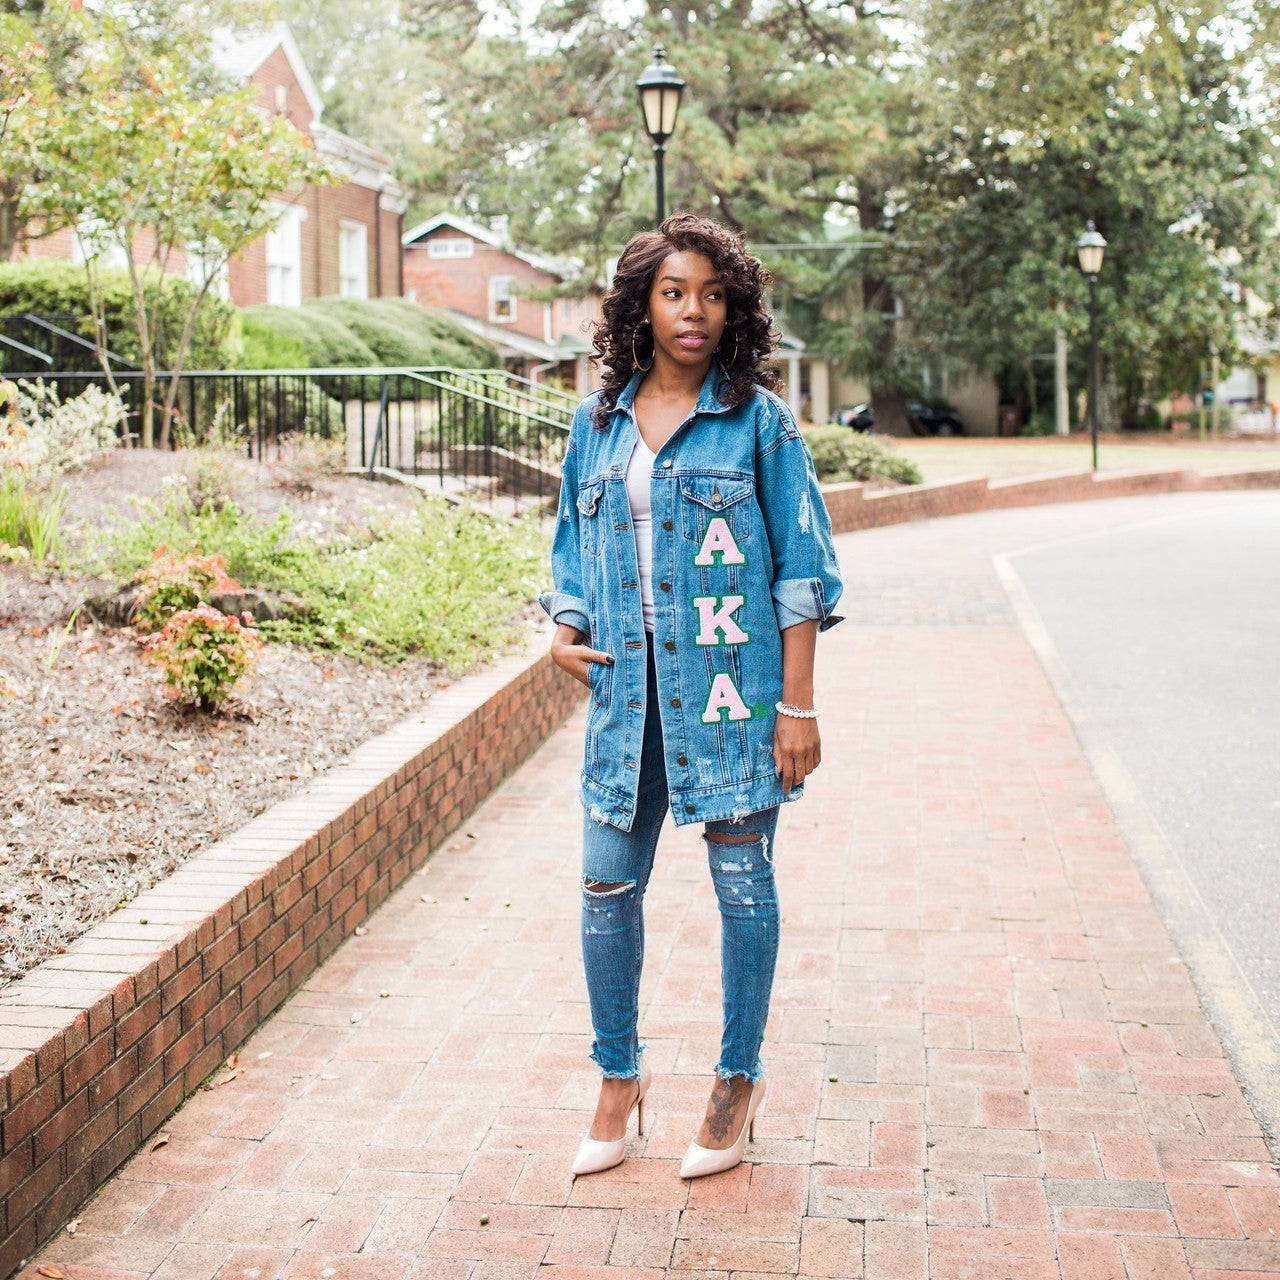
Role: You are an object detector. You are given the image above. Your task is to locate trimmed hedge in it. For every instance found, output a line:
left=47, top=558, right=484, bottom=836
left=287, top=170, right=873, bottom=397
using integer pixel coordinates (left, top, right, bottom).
left=0, top=260, right=237, bottom=370
left=804, top=426, right=923, bottom=486
left=240, top=298, right=497, bottom=370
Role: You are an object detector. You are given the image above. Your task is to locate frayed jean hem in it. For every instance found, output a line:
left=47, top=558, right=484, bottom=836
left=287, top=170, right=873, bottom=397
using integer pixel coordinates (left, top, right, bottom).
left=590, top=1042, right=646, bottom=1079
left=715, top=1062, right=765, bottom=1084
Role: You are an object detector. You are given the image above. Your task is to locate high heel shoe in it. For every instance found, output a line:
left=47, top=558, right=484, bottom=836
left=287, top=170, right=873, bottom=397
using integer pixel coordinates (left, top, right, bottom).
left=571, top=1058, right=653, bottom=1177
left=679, top=1074, right=767, bottom=1180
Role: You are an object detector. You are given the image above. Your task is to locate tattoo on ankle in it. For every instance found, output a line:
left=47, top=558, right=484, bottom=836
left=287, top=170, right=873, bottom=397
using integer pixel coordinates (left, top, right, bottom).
left=707, top=1087, right=736, bottom=1142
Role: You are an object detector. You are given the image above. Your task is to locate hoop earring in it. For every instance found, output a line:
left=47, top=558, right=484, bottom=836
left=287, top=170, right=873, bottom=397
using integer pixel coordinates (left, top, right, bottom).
left=718, top=332, right=738, bottom=368
left=632, top=325, right=653, bottom=372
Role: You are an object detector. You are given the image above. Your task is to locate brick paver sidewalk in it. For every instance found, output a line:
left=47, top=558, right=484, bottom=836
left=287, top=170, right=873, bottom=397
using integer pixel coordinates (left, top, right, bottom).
left=23, top=493, right=1280, bottom=1279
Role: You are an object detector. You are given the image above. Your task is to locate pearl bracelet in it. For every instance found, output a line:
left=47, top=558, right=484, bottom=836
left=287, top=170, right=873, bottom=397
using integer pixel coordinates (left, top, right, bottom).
left=775, top=701, right=818, bottom=719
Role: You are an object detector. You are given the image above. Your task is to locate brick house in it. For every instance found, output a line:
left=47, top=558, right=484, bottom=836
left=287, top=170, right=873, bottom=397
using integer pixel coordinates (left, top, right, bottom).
left=11, top=23, right=407, bottom=309
left=402, top=213, right=599, bottom=391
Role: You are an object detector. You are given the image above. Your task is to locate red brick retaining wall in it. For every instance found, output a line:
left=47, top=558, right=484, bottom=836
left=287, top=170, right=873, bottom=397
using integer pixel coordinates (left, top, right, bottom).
left=821, top=465, right=1280, bottom=535
left=0, top=639, right=583, bottom=1277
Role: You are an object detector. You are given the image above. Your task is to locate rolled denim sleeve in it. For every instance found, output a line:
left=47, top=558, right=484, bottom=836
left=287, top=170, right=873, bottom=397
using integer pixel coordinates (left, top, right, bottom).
left=538, top=416, right=592, bottom=636
left=756, top=400, right=845, bottom=632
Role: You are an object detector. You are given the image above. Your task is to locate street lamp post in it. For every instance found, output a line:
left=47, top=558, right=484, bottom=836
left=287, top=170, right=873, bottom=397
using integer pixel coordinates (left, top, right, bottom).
left=636, top=46, right=684, bottom=227
left=1077, top=220, right=1107, bottom=472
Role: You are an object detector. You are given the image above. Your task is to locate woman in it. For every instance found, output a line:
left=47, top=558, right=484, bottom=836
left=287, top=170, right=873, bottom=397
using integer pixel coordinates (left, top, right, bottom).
left=539, top=212, right=843, bottom=1180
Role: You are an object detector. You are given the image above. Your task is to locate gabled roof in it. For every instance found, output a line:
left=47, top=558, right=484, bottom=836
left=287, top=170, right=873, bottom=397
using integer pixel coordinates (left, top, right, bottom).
left=211, top=22, right=325, bottom=126
left=403, top=212, right=574, bottom=280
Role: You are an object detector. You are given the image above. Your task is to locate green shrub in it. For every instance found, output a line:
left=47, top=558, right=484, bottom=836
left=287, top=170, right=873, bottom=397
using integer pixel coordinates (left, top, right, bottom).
left=79, top=479, right=549, bottom=667
left=2, top=379, right=124, bottom=473
left=804, top=427, right=922, bottom=486
left=239, top=305, right=377, bottom=368
left=263, top=499, right=548, bottom=665
left=239, top=298, right=497, bottom=369
left=79, top=478, right=311, bottom=588
left=239, top=315, right=311, bottom=370
left=132, top=548, right=243, bottom=632
left=1022, top=408, right=1057, bottom=437
left=0, top=260, right=236, bottom=371
left=0, top=472, right=65, bottom=563
left=142, top=602, right=263, bottom=710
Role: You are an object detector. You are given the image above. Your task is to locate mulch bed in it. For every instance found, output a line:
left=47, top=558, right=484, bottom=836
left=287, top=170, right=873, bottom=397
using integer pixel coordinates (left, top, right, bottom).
left=0, top=449, right=526, bottom=989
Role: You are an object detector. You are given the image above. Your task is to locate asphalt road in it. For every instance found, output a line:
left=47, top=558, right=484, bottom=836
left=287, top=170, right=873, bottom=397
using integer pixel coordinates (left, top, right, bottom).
left=1002, top=491, right=1280, bottom=1133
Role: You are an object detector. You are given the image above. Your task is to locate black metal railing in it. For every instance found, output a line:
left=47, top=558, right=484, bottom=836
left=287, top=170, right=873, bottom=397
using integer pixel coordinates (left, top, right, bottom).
left=4, top=365, right=575, bottom=513
left=0, top=313, right=137, bottom=374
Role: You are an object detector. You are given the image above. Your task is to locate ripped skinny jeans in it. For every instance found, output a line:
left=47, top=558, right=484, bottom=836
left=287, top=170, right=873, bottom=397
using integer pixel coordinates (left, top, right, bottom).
left=581, top=641, right=780, bottom=1083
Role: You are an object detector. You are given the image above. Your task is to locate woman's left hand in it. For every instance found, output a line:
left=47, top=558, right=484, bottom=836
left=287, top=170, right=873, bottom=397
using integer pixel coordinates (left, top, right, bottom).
left=774, top=715, right=821, bottom=794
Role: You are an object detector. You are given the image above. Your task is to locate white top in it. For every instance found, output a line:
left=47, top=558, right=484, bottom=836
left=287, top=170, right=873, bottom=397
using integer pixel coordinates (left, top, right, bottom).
left=626, top=435, right=656, bottom=632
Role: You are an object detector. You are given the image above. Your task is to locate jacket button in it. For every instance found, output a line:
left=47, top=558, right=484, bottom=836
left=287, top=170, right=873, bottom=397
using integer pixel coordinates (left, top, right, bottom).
left=662, top=519, right=673, bottom=531
left=660, top=581, right=671, bottom=592
left=684, top=803, right=696, bottom=813
left=677, top=754, right=688, bottom=766
left=662, top=460, right=673, bottom=469
left=664, top=639, right=675, bottom=651
left=670, top=696, right=681, bottom=708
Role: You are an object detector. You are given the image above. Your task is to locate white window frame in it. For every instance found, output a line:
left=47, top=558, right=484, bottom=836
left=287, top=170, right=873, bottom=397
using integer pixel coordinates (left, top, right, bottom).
left=186, top=244, right=230, bottom=300
left=489, top=275, right=517, bottom=324
left=428, top=237, right=474, bottom=259
left=71, top=220, right=128, bottom=270
left=339, top=219, right=369, bottom=299
left=266, top=203, right=305, bottom=307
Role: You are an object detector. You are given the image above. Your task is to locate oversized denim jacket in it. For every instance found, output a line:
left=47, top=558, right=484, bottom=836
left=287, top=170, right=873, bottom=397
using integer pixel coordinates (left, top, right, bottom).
left=539, top=362, right=844, bottom=832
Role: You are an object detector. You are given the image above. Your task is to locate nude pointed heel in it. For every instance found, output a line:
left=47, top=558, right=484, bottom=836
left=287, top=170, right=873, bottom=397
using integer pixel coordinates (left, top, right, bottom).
left=571, top=1059, right=653, bottom=1178
left=679, top=1074, right=767, bottom=1180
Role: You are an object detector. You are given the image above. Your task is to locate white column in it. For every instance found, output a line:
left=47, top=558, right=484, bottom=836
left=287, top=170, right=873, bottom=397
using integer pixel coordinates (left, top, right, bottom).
left=786, top=354, right=802, bottom=419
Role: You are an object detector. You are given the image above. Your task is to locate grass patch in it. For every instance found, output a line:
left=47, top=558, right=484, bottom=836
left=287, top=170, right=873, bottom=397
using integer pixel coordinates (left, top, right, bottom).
left=0, top=474, right=66, bottom=563
left=78, top=481, right=549, bottom=668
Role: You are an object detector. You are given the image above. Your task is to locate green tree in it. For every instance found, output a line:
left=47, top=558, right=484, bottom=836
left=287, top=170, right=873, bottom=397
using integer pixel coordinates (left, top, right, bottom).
left=0, top=3, right=87, bottom=263
left=22, top=4, right=332, bottom=447
left=891, top=0, right=1280, bottom=427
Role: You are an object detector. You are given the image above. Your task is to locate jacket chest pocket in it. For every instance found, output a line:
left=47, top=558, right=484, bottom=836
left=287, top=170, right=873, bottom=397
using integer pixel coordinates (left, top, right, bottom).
left=680, top=476, right=754, bottom=548
left=576, top=479, right=606, bottom=558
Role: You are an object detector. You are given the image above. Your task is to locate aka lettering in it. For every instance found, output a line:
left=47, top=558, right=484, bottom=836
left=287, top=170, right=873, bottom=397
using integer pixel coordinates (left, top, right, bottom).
left=690, top=519, right=753, bottom=722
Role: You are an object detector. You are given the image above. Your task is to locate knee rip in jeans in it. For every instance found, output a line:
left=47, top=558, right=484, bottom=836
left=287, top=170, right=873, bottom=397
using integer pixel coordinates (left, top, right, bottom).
left=704, top=831, right=772, bottom=867
left=582, top=878, right=634, bottom=896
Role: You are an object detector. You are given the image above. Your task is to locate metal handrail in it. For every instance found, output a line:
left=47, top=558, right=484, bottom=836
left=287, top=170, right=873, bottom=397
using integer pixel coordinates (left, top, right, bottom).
left=0, top=333, right=52, bottom=365
left=19, top=313, right=138, bottom=369
left=398, top=369, right=571, bottom=433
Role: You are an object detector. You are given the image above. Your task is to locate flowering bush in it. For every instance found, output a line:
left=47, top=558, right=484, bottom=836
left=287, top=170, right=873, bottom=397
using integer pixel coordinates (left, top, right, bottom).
left=142, top=603, right=262, bottom=710
left=0, top=380, right=124, bottom=478
left=132, top=546, right=242, bottom=632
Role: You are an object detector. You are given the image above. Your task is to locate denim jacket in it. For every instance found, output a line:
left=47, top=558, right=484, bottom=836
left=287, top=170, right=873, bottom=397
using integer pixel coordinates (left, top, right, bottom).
left=539, top=362, right=844, bottom=832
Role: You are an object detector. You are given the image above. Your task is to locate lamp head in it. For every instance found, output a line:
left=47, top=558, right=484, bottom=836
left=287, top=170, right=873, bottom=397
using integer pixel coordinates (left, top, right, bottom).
left=636, top=45, right=684, bottom=143
left=1077, top=220, right=1107, bottom=277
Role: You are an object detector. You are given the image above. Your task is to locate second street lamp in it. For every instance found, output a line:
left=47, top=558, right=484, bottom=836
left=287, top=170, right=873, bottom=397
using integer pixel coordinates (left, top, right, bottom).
left=1077, top=220, right=1107, bottom=472
left=636, top=46, right=684, bottom=227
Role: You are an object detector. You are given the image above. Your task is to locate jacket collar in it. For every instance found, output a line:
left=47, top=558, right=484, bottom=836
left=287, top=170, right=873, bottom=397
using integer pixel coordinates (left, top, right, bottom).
left=614, top=360, right=734, bottom=421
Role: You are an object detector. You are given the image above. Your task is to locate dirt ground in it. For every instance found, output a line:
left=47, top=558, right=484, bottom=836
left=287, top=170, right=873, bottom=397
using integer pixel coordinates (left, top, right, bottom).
left=0, top=448, right=503, bottom=989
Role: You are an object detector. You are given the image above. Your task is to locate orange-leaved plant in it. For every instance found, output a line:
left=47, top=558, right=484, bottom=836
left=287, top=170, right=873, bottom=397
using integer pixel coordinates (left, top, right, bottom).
left=132, top=546, right=242, bottom=632
left=142, top=602, right=262, bottom=710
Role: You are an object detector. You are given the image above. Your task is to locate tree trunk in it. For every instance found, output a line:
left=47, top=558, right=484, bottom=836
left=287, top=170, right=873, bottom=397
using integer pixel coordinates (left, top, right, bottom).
left=859, top=174, right=909, bottom=435
left=0, top=192, right=18, bottom=265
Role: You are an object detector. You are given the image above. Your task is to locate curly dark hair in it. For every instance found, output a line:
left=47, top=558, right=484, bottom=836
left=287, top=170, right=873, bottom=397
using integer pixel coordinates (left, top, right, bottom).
left=589, top=212, right=781, bottom=429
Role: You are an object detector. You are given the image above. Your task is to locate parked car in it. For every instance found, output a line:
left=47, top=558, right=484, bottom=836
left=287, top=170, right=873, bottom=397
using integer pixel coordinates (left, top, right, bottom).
left=829, top=401, right=965, bottom=436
